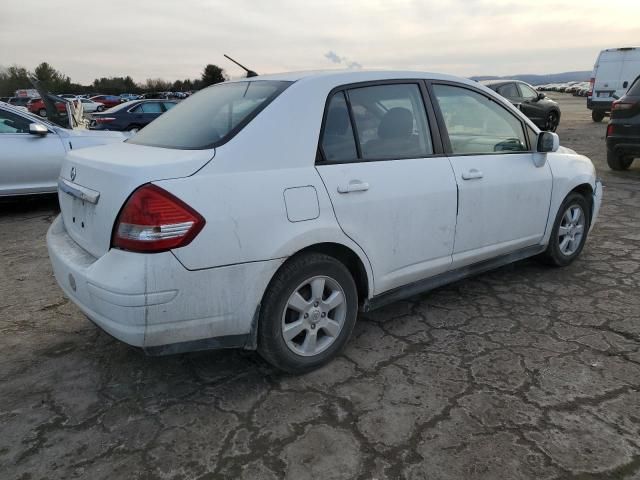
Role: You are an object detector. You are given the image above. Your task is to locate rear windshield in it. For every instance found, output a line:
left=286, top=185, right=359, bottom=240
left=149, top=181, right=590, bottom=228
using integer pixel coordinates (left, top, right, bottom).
left=128, top=80, right=291, bottom=149
left=628, top=76, right=640, bottom=96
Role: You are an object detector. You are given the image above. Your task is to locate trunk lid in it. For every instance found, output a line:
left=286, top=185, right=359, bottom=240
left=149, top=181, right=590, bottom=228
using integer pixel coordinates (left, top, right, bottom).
left=58, top=141, right=214, bottom=258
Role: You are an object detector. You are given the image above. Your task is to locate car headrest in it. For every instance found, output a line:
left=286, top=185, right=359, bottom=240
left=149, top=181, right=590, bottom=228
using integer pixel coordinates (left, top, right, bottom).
left=378, top=107, right=413, bottom=140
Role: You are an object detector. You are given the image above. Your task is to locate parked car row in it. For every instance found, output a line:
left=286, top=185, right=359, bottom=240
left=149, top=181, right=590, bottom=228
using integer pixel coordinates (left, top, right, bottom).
left=536, top=81, right=590, bottom=95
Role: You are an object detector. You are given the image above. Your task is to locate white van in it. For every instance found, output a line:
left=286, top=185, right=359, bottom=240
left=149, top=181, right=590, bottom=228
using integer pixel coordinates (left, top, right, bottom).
left=588, top=47, right=640, bottom=122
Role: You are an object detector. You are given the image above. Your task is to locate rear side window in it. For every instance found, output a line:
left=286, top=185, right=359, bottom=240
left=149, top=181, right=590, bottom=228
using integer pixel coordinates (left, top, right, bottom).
left=128, top=81, right=291, bottom=149
left=321, top=92, right=358, bottom=162
left=349, top=84, right=433, bottom=160
left=432, top=84, right=528, bottom=154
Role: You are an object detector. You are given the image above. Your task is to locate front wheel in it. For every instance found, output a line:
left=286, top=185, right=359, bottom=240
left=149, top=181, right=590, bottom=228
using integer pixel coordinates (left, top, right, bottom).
left=38, top=108, right=47, bottom=117
left=258, top=253, right=358, bottom=373
left=539, top=193, right=590, bottom=267
left=607, top=150, right=634, bottom=171
left=544, top=111, right=560, bottom=132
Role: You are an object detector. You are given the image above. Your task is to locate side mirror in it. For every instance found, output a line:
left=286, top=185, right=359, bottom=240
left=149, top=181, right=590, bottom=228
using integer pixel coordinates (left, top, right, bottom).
left=29, top=123, right=48, bottom=136
left=537, top=131, right=559, bottom=153
left=537, top=92, right=545, bottom=100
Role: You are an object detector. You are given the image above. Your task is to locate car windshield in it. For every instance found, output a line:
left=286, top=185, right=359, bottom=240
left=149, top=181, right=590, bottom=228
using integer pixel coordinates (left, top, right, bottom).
left=102, top=102, right=134, bottom=113
left=128, top=80, right=291, bottom=149
left=628, top=76, right=640, bottom=96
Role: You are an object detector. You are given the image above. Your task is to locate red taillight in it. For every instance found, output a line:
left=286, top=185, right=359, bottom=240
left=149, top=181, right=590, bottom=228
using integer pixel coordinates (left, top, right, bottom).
left=611, top=101, right=634, bottom=111
left=112, top=184, right=205, bottom=253
left=607, top=124, right=614, bottom=137
left=95, top=117, right=116, bottom=123
left=587, top=77, right=594, bottom=97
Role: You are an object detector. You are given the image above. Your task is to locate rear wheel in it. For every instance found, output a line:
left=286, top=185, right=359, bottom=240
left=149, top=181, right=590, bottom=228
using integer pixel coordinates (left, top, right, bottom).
left=544, top=111, right=560, bottom=132
left=258, top=253, right=358, bottom=373
left=38, top=108, right=47, bottom=117
left=607, top=150, right=634, bottom=171
left=96, top=105, right=105, bottom=112
left=539, top=192, right=590, bottom=267
left=591, top=110, right=605, bottom=122
left=127, top=125, right=141, bottom=133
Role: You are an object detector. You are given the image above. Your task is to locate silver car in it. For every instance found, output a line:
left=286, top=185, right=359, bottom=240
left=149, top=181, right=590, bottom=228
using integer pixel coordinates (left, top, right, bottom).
left=0, top=102, right=126, bottom=196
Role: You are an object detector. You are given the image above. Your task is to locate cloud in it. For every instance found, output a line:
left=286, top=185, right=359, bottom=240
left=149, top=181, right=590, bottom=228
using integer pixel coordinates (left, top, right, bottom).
left=325, top=51, right=342, bottom=64
left=324, top=51, right=363, bottom=69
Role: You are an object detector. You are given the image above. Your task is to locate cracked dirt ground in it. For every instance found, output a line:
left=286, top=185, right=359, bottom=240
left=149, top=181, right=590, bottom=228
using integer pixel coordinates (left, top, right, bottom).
left=1, top=94, right=640, bottom=479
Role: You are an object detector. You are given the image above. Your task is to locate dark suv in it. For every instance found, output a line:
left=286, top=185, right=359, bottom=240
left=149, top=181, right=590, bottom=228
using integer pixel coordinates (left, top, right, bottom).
left=606, top=76, right=640, bottom=170
left=482, top=80, right=561, bottom=132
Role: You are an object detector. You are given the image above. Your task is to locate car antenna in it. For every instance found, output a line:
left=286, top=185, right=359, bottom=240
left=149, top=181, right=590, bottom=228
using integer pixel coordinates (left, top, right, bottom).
left=223, top=54, right=258, bottom=78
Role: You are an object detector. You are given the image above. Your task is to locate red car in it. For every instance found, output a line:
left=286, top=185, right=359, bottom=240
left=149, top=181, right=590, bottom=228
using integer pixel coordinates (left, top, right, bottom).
left=27, top=98, right=68, bottom=117
left=90, top=95, right=122, bottom=109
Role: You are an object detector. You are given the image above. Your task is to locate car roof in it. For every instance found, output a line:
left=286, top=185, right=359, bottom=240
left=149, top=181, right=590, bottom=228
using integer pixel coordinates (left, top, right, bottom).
left=480, top=79, right=522, bottom=86
left=223, top=69, right=479, bottom=88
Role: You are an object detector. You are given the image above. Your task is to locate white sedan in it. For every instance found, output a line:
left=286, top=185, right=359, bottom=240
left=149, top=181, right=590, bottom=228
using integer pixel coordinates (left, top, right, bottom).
left=0, top=102, right=127, bottom=196
left=47, top=70, right=603, bottom=372
left=78, top=98, right=105, bottom=113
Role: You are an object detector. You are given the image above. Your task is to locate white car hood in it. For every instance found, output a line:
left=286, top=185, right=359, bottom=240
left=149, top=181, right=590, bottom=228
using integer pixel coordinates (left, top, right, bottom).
left=557, top=145, right=577, bottom=155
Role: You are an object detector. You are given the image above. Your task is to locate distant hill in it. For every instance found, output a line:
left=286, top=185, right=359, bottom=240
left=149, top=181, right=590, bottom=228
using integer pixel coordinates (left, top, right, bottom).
left=471, top=71, right=591, bottom=86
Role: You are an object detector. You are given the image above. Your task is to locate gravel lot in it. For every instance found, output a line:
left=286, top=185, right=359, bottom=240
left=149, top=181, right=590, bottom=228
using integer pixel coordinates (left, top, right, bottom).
left=1, top=94, right=639, bottom=480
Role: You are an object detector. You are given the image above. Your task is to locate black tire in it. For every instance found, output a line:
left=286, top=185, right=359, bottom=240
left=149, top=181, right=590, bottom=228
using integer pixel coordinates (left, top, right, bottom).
left=258, top=253, right=358, bottom=373
left=544, top=110, right=560, bottom=132
left=607, top=149, right=634, bottom=171
left=38, top=108, right=47, bottom=117
left=127, top=125, right=141, bottom=132
left=591, top=110, right=605, bottom=122
left=539, top=192, right=590, bottom=267
left=96, top=105, right=105, bottom=112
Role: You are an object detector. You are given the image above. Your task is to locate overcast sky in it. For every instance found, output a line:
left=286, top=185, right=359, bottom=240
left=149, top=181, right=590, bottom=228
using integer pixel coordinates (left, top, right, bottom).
left=1, top=0, right=638, bottom=84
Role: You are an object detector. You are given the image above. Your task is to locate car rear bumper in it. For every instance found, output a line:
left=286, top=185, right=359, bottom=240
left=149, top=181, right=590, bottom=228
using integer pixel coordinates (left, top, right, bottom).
left=606, top=135, right=640, bottom=156
left=46, top=214, right=282, bottom=352
left=587, top=98, right=613, bottom=111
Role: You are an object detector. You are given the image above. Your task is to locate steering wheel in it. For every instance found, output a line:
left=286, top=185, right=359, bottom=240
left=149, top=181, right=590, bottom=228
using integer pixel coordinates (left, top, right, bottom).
left=494, top=138, right=524, bottom=152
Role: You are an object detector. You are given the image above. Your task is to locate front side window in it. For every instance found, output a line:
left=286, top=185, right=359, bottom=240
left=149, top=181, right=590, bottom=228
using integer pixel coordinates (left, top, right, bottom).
left=0, top=109, right=30, bottom=133
left=348, top=84, right=433, bottom=160
left=518, top=83, right=538, bottom=100
left=432, top=84, right=528, bottom=154
left=497, top=83, right=519, bottom=98
left=129, top=80, right=291, bottom=149
left=321, top=92, right=358, bottom=162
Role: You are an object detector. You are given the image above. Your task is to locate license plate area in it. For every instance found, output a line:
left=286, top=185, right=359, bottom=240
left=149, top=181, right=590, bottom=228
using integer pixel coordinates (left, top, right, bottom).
left=597, top=91, right=611, bottom=98
left=70, top=197, right=93, bottom=232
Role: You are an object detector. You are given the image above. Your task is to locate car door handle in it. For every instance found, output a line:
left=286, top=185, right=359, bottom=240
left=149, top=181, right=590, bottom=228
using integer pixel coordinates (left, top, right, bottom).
left=461, top=169, right=483, bottom=180
left=337, top=180, right=369, bottom=193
